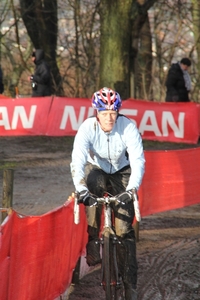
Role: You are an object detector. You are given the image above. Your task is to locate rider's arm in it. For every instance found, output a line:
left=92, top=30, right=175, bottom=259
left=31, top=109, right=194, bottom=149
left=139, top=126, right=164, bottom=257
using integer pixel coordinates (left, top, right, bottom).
left=124, top=120, right=145, bottom=191
left=70, top=118, right=95, bottom=192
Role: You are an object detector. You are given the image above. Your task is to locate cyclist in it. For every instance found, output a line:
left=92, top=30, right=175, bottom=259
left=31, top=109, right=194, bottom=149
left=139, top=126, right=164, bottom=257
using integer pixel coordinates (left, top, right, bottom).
left=70, top=87, right=145, bottom=300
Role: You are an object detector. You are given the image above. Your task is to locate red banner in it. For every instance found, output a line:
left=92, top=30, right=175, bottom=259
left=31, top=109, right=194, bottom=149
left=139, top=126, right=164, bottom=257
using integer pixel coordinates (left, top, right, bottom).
left=122, top=99, right=199, bottom=144
left=0, top=96, right=199, bottom=143
left=0, top=97, right=52, bottom=136
left=46, top=97, right=93, bottom=136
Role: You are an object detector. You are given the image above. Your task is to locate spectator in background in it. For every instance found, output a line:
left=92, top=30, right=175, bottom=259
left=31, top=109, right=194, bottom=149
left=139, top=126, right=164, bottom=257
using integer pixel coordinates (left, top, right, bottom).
left=0, top=66, right=4, bottom=94
left=28, top=49, right=51, bottom=97
left=165, top=57, right=192, bottom=102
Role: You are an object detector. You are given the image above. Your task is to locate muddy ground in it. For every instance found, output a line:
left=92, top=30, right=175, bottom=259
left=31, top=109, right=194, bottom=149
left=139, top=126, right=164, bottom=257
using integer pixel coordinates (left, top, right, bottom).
left=0, top=136, right=200, bottom=300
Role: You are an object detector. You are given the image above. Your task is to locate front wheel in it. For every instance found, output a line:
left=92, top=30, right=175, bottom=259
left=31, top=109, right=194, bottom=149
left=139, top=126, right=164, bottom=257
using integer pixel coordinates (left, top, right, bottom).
left=102, top=229, right=124, bottom=299
left=102, top=229, right=112, bottom=299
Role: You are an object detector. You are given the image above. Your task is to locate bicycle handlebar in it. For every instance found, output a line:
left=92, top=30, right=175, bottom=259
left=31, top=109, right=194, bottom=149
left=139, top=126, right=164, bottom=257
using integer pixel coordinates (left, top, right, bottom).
left=74, top=192, right=141, bottom=224
left=96, top=196, right=118, bottom=204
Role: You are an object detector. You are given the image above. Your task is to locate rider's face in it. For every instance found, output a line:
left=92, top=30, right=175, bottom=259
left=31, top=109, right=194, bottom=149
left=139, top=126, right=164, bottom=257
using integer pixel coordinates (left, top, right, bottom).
left=97, top=110, right=118, bottom=132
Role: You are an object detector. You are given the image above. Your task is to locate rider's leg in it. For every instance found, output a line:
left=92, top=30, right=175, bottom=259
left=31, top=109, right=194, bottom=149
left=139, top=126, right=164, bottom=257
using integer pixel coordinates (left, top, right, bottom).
left=85, top=204, right=103, bottom=266
left=114, top=202, right=138, bottom=300
left=84, top=163, right=107, bottom=266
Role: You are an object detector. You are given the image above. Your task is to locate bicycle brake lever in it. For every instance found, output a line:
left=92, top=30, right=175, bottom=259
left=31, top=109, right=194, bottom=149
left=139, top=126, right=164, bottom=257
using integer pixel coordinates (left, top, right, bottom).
left=133, top=192, right=141, bottom=222
left=74, top=191, right=80, bottom=224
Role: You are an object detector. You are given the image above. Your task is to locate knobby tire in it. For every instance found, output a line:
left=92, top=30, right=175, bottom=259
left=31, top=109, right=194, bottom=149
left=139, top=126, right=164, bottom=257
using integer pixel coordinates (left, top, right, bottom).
left=103, top=229, right=111, bottom=299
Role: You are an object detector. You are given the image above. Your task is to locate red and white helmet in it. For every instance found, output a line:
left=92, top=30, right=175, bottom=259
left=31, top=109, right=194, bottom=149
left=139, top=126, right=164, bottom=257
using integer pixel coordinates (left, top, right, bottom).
left=92, top=87, right=122, bottom=111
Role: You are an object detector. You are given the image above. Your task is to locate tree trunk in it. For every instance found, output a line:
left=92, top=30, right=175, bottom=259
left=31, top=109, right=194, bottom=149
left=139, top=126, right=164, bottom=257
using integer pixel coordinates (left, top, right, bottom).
left=99, top=0, right=133, bottom=100
left=134, top=14, right=152, bottom=100
left=191, top=0, right=200, bottom=101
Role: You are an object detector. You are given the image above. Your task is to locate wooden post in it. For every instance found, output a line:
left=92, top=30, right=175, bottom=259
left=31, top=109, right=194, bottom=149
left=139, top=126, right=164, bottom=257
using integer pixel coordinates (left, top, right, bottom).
left=71, top=257, right=81, bottom=284
left=15, top=86, right=19, bottom=98
left=2, top=169, right=14, bottom=222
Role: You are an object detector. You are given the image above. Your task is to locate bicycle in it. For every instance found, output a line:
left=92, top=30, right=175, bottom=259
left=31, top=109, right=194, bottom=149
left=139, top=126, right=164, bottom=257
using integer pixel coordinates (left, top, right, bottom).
left=74, top=190, right=141, bottom=300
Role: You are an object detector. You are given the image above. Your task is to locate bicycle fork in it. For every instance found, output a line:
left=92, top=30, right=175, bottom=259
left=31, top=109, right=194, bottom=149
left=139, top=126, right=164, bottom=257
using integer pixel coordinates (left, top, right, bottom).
left=99, top=204, right=123, bottom=295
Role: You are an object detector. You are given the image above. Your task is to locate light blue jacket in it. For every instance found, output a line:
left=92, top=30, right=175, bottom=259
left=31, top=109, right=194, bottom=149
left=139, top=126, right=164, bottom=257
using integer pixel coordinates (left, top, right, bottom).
left=70, top=115, right=145, bottom=192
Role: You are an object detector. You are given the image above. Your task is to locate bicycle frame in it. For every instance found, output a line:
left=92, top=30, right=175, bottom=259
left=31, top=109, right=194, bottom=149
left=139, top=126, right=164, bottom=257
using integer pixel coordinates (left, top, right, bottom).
left=74, top=193, right=124, bottom=299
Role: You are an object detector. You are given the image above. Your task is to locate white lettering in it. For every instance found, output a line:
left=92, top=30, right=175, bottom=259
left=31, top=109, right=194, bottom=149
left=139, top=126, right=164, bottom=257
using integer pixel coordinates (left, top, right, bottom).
left=60, top=106, right=87, bottom=130
left=12, top=106, right=37, bottom=129
left=139, top=111, right=162, bottom=136
left=162, top=111, right=185, bottom=138
left=120, top=109, right=137, bottom=125
left=0, top=107, right=11, bottom=129
left=87, top=107, right=95, bottom=118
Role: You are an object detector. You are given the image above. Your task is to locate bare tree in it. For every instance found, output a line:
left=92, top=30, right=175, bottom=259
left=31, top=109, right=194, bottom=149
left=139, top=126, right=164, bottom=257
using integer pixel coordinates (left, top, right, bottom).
left=99, top=0, right=133, bottom=99
left=99, top=0, right=157, bottom=100
left=131, top=0, right=157, bottom=100
left=1, top=0, right=200, bottom=102
left=62, top=0, right=100, bottom=97
left=191, top=0, right=200, bottom=101
left=143, top=0, right=195, bottom=102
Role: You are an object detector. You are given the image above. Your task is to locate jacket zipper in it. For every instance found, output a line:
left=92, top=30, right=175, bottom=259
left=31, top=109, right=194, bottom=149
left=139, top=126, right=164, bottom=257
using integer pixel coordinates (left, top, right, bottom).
left=106, top=134, right=112, bottom=173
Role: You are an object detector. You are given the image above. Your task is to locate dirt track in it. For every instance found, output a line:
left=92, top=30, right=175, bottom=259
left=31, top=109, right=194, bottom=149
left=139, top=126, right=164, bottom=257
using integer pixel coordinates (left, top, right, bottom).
left=0, top=136, right=200, bottom=300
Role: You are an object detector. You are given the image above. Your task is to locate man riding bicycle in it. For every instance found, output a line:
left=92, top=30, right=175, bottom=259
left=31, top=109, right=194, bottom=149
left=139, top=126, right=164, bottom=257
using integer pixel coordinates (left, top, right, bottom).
left=70, top=87, right=145, bottom=300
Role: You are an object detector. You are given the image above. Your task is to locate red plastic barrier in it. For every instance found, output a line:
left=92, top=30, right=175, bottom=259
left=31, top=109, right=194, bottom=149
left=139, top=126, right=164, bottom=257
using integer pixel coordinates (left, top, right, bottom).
left=139, top=148, right=200, bottom=216
left=1, top=148, right=200, bottom=299
left=0, top=201, right=87, bottom=300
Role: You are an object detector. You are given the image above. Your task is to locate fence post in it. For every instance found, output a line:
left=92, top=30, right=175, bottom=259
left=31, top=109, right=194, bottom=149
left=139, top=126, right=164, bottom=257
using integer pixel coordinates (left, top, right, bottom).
left=1, top=169, right=14, bottom=222
left=71, top=257, right=81, bottom=284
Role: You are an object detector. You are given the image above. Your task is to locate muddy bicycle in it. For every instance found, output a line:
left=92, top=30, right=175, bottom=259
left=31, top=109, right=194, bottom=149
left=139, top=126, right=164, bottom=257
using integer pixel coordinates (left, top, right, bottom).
left=74, top=191, right=141, bottom=300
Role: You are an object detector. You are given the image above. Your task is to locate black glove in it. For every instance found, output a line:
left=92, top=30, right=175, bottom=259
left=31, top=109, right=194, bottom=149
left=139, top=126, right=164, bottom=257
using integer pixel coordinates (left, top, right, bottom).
left=117, top=190, right=133, bottom=205
left=78, top=190, right=97, bottom=207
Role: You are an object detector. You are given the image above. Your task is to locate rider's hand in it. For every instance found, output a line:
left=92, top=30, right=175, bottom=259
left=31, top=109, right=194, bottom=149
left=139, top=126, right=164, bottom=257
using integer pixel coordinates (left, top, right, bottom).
left=78, top=190, right=97, bottom=207
left=117, top=190, right=133, bottom=205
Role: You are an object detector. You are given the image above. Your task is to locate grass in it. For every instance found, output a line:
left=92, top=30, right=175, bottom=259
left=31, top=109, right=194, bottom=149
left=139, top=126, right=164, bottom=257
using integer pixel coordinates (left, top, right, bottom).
left=0, top=162, right=18, bottom=170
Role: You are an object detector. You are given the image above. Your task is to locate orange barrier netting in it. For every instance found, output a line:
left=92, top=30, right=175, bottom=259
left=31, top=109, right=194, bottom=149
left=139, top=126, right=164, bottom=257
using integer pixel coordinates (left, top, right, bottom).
left=0, top=148, right=200, bottom=299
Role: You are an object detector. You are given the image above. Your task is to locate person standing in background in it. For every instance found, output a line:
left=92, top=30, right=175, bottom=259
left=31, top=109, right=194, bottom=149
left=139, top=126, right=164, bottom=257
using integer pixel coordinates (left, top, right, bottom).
left=0, top=66, right=4, bottom=94
left=165, top=57, right=192, bottom=102
left=28, top=49, right=51, bottom=97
